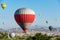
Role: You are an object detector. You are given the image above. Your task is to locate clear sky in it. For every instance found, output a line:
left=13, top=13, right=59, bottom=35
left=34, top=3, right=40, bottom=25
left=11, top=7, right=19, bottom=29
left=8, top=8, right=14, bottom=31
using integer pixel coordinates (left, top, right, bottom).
left=0, top=0, right=60, bottom=29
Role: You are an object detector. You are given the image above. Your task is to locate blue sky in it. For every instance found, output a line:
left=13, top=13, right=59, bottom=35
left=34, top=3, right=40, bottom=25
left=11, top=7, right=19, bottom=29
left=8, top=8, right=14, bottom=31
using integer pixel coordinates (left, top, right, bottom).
left=0, top=0, right=60, bottom=29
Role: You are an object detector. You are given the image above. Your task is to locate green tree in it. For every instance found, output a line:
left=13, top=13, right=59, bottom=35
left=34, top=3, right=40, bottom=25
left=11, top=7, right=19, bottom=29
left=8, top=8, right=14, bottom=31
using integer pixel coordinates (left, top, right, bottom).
left=26, top=36, right=33, bottom=40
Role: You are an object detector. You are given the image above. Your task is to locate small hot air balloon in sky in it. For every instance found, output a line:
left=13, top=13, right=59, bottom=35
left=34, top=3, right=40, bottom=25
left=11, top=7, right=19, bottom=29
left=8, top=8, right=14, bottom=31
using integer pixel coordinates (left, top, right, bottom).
left=14, top=8, right=35, bottom=33
left=46, top=20, right=48, bottom=24
left=1, top=3, right=6, bottom=9
left=3, top=22, right=4, bottom=25
left=49, top=26, right=53, bottom=31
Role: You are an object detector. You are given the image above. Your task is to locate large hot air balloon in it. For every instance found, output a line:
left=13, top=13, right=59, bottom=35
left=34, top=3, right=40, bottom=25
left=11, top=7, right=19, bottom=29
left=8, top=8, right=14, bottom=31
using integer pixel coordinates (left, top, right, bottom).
left=1, top=3, right=6, bottom=9
left=14, top=8, right=35, bottom=33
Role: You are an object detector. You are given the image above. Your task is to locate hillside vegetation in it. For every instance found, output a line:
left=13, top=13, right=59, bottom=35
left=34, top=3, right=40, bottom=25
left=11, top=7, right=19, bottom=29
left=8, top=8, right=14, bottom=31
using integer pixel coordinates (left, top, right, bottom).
left=0, top=32, right=60, bottom=40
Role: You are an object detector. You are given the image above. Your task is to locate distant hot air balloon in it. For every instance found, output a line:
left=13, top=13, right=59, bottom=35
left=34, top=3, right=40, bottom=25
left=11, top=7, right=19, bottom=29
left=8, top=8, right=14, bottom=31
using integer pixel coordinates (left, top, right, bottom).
left=49, top=26, right=53, bottom=31
left=46, top=20, right=48, bottom=24
left=8, top=33, right=15, bottom=38
left=3, top=22, right=4, bottom=25
left=1, top=3, right=6, bottom=9
left=14, top=8, right=35, bottom=33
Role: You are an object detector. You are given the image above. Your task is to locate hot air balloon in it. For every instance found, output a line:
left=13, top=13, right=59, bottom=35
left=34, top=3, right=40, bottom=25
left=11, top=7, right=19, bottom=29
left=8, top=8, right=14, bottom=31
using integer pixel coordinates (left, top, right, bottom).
left=49, top=26, right=53, bottom=31
left=14, top=8, right=35, bottom=33
left=46, top=20, right=48, bottom=24
left=8, top=33, right=15, bottom=38
left=1, top=3, right=6, bottom=9
left=3, top=22, right=4, bottom=25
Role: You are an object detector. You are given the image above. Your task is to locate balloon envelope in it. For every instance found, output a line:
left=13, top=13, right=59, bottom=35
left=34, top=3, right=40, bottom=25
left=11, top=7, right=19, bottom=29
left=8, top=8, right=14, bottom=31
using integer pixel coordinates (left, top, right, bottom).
left=1, top=3, right=6, bottom=9
left=49, top=26, right=53, bottom=31
left=9, top=33, right=15, bottom=38
left=46, top=20, right=48, bottom=24
left=14, top=8, right=35, bottom=33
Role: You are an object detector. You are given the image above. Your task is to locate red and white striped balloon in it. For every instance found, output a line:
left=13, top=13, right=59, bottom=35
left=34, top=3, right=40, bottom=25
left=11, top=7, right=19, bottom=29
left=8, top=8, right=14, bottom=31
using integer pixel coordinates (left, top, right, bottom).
left=14, top=8, right=35, bottom=33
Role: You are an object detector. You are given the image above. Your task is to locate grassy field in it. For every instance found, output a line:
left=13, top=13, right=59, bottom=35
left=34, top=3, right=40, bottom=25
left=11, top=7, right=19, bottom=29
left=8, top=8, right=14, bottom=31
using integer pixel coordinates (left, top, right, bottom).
left=0, top=32, right=60, bottom=40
